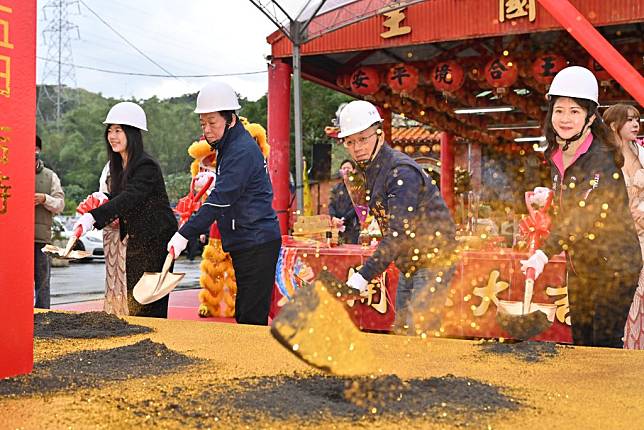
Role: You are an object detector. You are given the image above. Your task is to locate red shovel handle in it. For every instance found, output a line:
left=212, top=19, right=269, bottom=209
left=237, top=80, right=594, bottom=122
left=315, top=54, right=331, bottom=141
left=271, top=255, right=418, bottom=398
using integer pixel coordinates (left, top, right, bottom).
left=73, top=225, right=83, bottom=238
left=525, top=267, right=536, bottom=281
left=193, top=175, right=214, bottom=201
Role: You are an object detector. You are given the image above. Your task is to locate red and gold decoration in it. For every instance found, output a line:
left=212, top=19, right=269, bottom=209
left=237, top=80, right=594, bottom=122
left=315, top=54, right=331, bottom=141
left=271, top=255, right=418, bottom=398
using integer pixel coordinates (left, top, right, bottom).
left=350, top=66, right=380, bottom=96
left=531, top=54, right=567, bottom=84
left=386, top=63, right=419, bottom=96
left=430, top=60, right=465, bottom=93
left=484, top=57, right=519, bottom=88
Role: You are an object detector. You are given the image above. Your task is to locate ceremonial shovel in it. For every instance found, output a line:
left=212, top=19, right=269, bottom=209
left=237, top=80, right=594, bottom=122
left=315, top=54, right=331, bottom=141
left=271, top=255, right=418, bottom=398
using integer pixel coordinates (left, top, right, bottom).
left=496, top=191, right=556, bottom=340
left=133, top=249, right=185, bottom=305
left=270, top=270, right=374, bottom=375
left=41, top=226, right=90, bottom=260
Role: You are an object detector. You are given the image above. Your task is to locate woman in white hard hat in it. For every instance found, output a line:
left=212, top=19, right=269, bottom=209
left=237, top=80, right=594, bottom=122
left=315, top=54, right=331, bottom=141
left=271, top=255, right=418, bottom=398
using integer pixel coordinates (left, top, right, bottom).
left=521, top=66, right=641, bottom=347
left=74, top=101, right=178, bottom=318
left=604, top=104, right=644, bottom=349
left=166, top=82, right=281, bottom=326
left=337, top=100, right=458, bottom=336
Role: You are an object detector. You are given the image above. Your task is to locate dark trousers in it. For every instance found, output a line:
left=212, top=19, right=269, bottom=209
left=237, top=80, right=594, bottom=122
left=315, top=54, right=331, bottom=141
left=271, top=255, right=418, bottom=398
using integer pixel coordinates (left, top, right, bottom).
left=394, top=265, right=456, bottom=335
left=567, top=270, right=639, bottom=348
left=34, top=242, right=51, bottom=309
left=126, top=237, right=170, bottom=318
left=230, top=238, right=282, bottom=325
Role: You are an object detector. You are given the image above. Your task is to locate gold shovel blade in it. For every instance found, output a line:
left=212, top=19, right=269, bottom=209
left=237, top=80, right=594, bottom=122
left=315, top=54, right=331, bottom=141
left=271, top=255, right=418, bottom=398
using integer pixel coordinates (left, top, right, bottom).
left=133, top=271, right=185, bottom=305
left=270, top=274, right=374, bottom=376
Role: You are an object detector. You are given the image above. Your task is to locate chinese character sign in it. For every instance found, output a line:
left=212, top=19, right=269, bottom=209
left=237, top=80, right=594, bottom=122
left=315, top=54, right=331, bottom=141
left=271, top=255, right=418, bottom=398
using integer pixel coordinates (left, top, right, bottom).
left=380, top=7, right=411, bottom=39
left=499, top=0, right=536, bottom=23
left=0, top=0, right=37, bottom=379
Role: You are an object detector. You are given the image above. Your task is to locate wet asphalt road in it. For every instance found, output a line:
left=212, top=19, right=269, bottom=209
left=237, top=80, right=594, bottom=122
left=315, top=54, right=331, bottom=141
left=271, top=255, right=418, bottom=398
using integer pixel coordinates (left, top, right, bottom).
left=50, top=258, right=203, bottom=305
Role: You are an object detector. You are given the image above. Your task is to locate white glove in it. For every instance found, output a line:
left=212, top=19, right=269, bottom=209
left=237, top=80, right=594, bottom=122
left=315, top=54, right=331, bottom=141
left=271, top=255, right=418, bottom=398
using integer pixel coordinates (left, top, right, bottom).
left=520, top=250, right=549, bottom=280
left=91, top=191, right=109, bottom=204
left=346, top=272, right=369, bottom=293
left=167, top=232, right=189, bottom=259
left=73, top=213, right=95, bottom=236
left=530, top=187, right=552, bottom=208
left=194, top=171, right=216, bottom=194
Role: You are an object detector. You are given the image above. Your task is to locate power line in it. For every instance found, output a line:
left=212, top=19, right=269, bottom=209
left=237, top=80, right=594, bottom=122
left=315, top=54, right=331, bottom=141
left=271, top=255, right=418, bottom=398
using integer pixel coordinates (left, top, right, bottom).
left=78, top=0, right=179, bottom=79
left=37, top=56, right=267, bottom=78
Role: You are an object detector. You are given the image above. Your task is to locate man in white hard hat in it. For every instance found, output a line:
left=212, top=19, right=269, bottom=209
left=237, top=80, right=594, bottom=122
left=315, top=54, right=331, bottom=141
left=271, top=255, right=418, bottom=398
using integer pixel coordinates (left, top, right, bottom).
left=166, top=82, right=281, bottom=326
left=337, top=100, right=458, bottom=336
left=520, top=66, right=641, bottom=347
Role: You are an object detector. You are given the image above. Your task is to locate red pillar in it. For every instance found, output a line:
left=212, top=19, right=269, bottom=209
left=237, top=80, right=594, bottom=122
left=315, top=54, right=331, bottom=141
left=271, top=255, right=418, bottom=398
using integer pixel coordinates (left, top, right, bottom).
left=268, top=59, right=292, bottom=234
left=537, top=0, right=644, bottom=105
left=381, top=109, right=392, bottom=143
left=440, top=132, right=455, bottom=213
left=0, top=0, right=36, bottom=378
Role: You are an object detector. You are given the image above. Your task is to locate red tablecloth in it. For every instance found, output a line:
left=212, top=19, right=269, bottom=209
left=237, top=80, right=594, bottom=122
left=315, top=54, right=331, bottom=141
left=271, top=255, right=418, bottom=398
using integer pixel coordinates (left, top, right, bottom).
left=272, top=237, right=573, bottom=342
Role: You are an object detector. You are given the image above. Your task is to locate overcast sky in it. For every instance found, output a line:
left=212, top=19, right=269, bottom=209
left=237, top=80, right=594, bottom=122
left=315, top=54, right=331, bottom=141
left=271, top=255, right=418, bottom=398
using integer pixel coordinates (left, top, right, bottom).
left=35, top=0, right=311, bottom=101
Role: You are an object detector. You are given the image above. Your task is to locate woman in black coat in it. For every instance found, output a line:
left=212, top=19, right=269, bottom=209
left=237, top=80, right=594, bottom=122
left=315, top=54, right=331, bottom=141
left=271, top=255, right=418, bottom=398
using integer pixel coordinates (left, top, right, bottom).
left=74, top=102, right=177, bottom=318
left=521, top=67, right=641, bottom=347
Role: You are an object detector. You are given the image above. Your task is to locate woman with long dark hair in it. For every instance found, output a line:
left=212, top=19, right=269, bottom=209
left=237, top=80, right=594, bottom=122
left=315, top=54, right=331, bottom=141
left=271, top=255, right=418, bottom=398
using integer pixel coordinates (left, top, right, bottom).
left=521, top=67, right=641, bottom=347
left=74, top=102, right=177, bottom=317
left=603, top=104, right=644, bottom=349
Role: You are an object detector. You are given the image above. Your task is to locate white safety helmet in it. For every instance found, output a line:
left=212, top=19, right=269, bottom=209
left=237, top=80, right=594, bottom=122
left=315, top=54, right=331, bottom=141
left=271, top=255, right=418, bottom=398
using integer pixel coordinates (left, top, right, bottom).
left=195, top=81, right=241, bottom=114
left=103, top=102, right=148, bottom=131
left=546, top=66, right=598, bottom=105
left=337, top=100, right=383, bottom=138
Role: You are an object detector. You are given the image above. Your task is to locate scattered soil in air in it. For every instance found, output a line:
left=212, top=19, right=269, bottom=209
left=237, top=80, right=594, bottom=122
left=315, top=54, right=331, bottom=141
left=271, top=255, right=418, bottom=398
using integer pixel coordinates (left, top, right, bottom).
left=34, top=311, right=152, bottom=339
left=478, top=340, right=560, bottom=362
left=0, top=339, right=199, bottom=396
left=119, top=373, right=520, bottom=428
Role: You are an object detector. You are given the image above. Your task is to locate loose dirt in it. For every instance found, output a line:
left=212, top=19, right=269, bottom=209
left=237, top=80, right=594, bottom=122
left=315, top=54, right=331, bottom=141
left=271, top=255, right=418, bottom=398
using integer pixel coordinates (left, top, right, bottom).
left=34, top=311, right=152, bottom=339
left=478, top=340, right=560, bottom=362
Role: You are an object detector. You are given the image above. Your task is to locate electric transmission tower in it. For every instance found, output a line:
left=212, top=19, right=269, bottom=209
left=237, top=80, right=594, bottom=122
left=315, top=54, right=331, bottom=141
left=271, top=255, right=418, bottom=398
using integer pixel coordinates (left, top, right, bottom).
left=38, top=0, right=80, bottom=126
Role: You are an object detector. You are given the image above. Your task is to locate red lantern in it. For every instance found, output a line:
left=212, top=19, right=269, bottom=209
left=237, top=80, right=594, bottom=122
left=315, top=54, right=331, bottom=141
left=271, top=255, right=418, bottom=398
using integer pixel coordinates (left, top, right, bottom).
left=484, top=57, right=518, bottom=88
left=349, top=66, right=380, bottom=96
left=532, top=54, right=567, bottom=84
left=587, top=57, right=612, bottom=81
left=386, top=63, right=419, bottom=95
left=335, top=73, right=350, bottom=90
left=430, top=61, right=465, bottom=92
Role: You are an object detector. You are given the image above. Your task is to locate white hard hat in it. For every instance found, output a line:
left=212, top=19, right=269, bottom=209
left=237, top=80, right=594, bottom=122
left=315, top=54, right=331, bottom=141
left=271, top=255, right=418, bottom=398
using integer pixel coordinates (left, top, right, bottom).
left=337, top=100, right=383, bottom=138
left=103, top=102, right=148, bottom=131
left=547, top=66, right=598, bottom=105
left=195, top=81, right=241, bottom=114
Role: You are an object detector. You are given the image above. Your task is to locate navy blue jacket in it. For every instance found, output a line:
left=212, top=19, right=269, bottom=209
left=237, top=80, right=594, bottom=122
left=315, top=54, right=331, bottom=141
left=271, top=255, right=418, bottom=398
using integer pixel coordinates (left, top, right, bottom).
left=179, top=120, right=281, bottom=252
left=359, top=144, right=457, bottom=281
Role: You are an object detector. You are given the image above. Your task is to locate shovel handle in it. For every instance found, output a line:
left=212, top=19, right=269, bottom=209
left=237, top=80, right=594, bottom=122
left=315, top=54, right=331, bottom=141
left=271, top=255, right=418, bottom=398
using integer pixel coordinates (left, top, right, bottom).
left=523, top=267, right=536, bottom=314
left=73, top=225, right=83, bottom=238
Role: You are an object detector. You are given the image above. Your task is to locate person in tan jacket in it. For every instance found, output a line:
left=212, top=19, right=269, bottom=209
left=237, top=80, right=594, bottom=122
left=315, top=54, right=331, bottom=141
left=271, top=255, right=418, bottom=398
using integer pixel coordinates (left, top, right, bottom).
left=34, top=135, right=65, bottom=309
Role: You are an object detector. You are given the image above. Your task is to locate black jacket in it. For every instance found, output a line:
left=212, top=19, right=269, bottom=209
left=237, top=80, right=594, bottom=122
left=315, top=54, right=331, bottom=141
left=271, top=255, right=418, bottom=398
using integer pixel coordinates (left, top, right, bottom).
left=91, top=153, right=177, bottom=243
left=542, top=133, right=642, bottom=279
left=179, top=120, right=281, bottom=252
left=329, top=181, right=360, bottom=244
left=359, top=144, right=457, bottom=281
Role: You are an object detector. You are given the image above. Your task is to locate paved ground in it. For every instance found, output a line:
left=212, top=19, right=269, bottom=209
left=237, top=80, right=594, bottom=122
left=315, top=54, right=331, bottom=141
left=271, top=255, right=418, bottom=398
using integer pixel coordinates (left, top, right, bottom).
left=50, top=258, right=203, bottom=305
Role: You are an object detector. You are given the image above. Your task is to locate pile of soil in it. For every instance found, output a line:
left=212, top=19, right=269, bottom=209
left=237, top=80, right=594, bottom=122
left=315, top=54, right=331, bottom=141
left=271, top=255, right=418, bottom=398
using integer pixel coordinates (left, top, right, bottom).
left=478, top=340, right=559, bottom=362
left=0, top=339, right=199, bottom=396
left=34, top=311, right=152, bottom=339
left=118, top=373, right=519, bottom=427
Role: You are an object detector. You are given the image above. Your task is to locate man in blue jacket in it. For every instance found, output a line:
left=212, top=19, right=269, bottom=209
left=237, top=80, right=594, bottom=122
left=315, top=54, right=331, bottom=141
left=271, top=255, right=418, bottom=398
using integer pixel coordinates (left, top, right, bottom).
left=167, top=82, right=282, bottom=325
left=338, top=100, right=458, bottom=336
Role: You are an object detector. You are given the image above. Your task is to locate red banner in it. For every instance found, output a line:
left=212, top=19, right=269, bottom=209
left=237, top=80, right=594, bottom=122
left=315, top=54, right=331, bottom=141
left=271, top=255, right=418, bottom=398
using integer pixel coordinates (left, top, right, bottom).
left=272, top=240, right=572, bottom=343
left=0, top=0, right=36, bottom=378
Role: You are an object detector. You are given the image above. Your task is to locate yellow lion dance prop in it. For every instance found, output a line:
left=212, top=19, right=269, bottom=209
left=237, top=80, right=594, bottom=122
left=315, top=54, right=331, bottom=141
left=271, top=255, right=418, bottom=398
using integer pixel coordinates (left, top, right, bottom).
left=188, top=117, right=269, bottom=318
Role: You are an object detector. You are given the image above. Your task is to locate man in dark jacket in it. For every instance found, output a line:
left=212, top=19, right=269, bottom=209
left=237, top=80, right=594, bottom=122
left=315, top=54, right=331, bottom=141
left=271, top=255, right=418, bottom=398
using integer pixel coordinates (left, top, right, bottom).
left=337, top=100, right=458, bottom=336
left=329, top=159, right=360, bottom=244
left=167, top=82, right=281, bottom=326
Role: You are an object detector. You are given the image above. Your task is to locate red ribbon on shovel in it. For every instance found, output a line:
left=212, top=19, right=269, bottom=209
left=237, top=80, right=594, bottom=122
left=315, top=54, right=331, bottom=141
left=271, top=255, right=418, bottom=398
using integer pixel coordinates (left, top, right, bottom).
left=174, top=175, right=214, bottom=228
